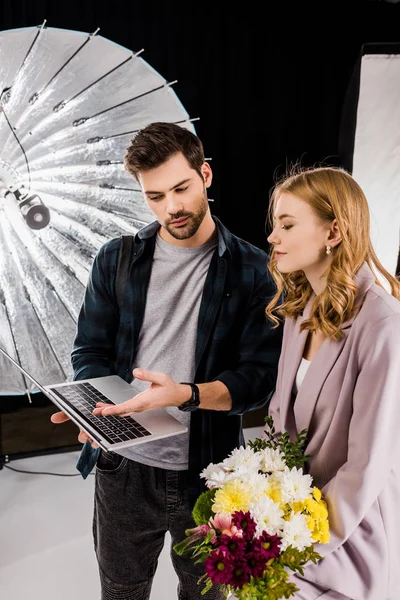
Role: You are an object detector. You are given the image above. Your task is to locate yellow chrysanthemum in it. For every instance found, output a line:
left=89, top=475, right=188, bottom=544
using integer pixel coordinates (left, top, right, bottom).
left=313, top=487, right=322, bottom=501
left=292, top=500, right=307, bottom=513
left=321, top=531, right=331, bottom=543
left=212, top=480, right=252, bottom=514
left=265, top=486, right=282, bottom=504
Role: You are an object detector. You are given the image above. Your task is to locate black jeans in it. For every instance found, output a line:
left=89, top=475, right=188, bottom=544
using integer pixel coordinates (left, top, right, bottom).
left=93, top=451, right=224, bottom=600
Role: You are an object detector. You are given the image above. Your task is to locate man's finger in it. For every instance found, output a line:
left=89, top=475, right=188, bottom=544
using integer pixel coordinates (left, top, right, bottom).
left=132, top=368, right=168, bottom=386
left=50, top=411, right=70, bottom=424
left=78, top=430, right=98, bottom=448
left=94, top=402, right=136, bottom=417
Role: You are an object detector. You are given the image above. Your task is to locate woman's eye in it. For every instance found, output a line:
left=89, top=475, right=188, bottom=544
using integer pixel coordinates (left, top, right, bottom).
left=281, top=224, right=293, bottom=230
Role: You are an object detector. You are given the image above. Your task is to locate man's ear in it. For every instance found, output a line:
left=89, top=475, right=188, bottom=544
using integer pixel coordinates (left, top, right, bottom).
left=201, top=162, right=213, bottom=188
left=327, top=218, right=342, bottom=248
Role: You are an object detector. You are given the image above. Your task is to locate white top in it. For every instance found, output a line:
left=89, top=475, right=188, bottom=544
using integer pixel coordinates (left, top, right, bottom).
left=293, top=357, right=311, bottom=395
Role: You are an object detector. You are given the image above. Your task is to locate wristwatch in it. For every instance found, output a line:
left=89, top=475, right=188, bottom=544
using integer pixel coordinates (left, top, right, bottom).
left=178, top=382, right=200, bottom=412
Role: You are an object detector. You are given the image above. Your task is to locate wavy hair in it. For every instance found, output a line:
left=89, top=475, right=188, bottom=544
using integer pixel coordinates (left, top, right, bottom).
left=265, top=166, right=400, bottom=339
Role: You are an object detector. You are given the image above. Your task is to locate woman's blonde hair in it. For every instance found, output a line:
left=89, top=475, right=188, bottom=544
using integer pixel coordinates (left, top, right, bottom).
left=265, top=166, right=400, bottom=339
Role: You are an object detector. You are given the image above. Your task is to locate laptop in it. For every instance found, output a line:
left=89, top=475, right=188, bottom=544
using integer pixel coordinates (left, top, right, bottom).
left=0, top=347, right=188, bottom=452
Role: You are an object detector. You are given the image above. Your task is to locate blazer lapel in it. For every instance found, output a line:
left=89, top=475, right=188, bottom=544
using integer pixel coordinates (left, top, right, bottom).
left=293, top=333, right=348, bottom=434
left=287, top=263, right=376, bottom=435
left=279, top=307, right=309, bottom=436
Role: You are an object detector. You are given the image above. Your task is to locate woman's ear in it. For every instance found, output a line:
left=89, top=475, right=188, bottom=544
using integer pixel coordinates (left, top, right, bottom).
left=327, top=219, right=342, bottom=248
left=201, top=162, right=213, bottom=188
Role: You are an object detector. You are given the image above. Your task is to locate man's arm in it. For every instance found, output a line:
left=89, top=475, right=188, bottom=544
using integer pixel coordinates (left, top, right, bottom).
left=214, top=269, right=283, bottom=415
left=71, top=241, right=119, bottom=381
left=93, top=268, right=282, bottom=418
left=93, top=370, right=232, bottom=416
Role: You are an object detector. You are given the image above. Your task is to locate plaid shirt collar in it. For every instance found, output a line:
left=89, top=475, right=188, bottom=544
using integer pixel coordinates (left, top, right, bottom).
left=137, top=216, right=231, bottom=259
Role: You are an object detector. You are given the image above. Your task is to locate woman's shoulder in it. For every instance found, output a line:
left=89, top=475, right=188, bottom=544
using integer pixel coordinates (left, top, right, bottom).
left=361, top=283, right=400, bottom=322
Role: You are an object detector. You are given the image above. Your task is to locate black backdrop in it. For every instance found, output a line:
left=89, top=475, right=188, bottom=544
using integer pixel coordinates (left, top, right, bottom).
left=1, top=0, right=400, bottom=454
left=2, top=0, right=400, bottom=250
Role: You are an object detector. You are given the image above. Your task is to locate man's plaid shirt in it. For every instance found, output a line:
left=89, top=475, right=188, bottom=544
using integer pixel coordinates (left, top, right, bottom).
left=72, top=217, right=282, bottom=500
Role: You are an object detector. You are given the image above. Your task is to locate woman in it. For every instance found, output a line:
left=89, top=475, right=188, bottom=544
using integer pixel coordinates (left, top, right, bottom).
left=265, top=167, right=400, bottom=600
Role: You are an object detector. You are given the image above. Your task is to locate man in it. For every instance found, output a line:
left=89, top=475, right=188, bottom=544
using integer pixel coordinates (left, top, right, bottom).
left=52, top=122, right=282, bottom=600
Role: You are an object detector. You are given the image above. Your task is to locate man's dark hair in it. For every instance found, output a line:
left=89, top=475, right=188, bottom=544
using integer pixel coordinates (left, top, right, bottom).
left=124, top=122, right=205, bottom=181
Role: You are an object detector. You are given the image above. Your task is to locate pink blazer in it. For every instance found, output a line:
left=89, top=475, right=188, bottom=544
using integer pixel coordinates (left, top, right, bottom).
left=268, top=264, right=400, bottom=600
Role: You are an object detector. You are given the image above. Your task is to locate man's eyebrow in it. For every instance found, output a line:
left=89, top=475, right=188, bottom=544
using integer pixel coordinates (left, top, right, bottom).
left=144, top=178, right=191, bottom=195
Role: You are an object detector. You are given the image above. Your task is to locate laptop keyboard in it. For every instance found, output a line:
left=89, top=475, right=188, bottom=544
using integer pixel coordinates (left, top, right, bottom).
left=50, top=382, right=151, bottom=445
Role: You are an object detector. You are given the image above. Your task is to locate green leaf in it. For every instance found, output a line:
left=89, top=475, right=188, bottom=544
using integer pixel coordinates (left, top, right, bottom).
left=192, top=489, right=216, bottom=526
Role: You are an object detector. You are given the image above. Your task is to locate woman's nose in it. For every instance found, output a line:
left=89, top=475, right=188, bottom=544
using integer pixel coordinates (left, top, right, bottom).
left=267, top=228, right=279, bottom=245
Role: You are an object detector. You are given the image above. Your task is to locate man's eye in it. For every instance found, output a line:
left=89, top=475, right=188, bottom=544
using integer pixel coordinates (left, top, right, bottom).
left=149, top=195, right=162, bottom=201
left=176, top=186, right=189, bottom=193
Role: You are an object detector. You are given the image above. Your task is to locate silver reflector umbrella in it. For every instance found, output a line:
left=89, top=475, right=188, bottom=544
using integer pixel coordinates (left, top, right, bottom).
left=0, top=23, right=196, bottom=394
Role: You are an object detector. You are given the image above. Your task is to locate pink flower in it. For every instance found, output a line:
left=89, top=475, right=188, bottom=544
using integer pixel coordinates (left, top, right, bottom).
left=210, top=513, right=243, bottom=538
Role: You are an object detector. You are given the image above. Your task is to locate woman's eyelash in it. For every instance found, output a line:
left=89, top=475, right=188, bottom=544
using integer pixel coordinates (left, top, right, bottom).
left=281, top=224, right=293, bottom=230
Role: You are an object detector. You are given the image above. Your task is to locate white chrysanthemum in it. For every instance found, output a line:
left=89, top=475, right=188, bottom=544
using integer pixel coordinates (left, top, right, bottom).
left=222, top=446, right=261, bottom=474
left=280, top=512, right=313, bottom=551
left=249, top=495, right=285, bottom=537
left=275, top=467, right=313, bottom=503
left=200, top=463, right=232, bottom=488
left=243, top=472, right=271, bottom=498
left=259, top=447, right=286, bottom=473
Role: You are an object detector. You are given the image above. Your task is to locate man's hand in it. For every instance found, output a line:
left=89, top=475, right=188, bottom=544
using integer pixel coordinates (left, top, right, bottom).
left=50, top=410, right=99, bottom=448
left=92, top=368, right=191, bottom=417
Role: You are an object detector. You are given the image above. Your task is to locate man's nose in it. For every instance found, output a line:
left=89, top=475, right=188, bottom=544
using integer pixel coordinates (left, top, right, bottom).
left=166, top=194, right=184, bottom=214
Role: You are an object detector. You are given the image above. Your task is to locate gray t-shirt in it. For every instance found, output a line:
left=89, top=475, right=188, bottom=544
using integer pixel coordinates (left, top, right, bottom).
left=116, top=232, right=217, bottom=470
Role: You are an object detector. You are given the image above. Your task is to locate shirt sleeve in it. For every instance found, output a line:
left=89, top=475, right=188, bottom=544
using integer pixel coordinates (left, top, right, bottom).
left=71, top=242, right=119, bottom=381
left=215, top=270, right=283, bottom=415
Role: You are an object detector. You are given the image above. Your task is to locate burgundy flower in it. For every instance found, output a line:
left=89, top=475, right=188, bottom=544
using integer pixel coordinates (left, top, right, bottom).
left=232, top=511, right=257, bottom=541
left=228, top=558, right=252, bottom=589
left=245, top=550, right=268, bottom=579
left=252, top=532, right=281, bottom=560
left=217, top=534, right=247, bottom=556
left=204, top=549, right=234, bottom=585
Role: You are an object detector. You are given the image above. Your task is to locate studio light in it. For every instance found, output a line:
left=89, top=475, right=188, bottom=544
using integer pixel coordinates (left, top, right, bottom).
left=18, top=193, right=51, bottom=230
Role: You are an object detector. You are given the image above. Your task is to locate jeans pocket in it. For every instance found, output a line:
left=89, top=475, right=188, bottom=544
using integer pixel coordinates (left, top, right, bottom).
left=96, top=450, right=127, bottom=474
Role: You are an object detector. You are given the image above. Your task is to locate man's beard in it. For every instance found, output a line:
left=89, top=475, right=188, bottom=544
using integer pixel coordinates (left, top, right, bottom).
left=164, top=192, right=209, bottom=240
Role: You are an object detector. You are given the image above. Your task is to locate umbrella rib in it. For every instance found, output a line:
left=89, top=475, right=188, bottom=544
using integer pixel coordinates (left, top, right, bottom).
left=31, top=28, right=100, bottom=103
left=99, top=183, right=141, bottom=192
left=0, top=107, right=31, bottom=191
left=1, top=297, right=34, bottom=395
left=60, top=56, right=133, bottom=108
left=88, top=117, right=200, bottom=141
left=20, top=282, right=68, bottom=379
left=42, top=29, right=100, bottom=95
left=0, top=20, right=46, bottom=103
left=54, top=49, right=144, bottom=112
left=74, top=81, right=176, bottom=124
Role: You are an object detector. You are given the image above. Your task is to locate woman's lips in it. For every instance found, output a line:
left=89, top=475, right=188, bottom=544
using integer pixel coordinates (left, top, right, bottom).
left=275, top=252, right=287, bottom=260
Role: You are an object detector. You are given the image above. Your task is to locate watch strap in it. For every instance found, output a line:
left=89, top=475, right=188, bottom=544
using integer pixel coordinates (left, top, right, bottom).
left=178, top=382, right=200, bottom=411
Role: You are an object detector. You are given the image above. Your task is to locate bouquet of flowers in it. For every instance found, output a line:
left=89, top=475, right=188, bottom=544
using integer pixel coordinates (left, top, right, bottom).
left=174, top=416, right=330, bottom=599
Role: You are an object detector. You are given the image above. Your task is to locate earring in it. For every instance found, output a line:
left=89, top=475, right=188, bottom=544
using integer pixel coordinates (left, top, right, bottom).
left=326, top=246, right=332, bottom=255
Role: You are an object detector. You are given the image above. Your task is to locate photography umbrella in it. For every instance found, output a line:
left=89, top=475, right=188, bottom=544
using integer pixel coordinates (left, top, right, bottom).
left=0, top=23, right=197, bottom=394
